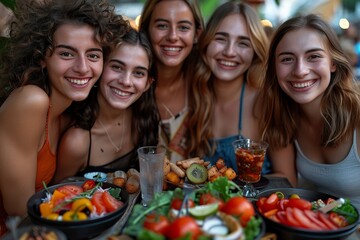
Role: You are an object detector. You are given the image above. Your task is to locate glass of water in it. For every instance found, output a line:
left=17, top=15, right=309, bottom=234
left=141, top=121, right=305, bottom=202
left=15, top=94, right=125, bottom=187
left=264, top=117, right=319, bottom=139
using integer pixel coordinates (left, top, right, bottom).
left=137, top=145, right=166, bottom=206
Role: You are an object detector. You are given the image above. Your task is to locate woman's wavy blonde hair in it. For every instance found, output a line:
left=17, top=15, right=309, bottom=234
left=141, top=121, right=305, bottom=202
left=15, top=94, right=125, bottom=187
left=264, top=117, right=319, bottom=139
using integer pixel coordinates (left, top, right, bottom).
left=188, top=1, right=269, bottom=157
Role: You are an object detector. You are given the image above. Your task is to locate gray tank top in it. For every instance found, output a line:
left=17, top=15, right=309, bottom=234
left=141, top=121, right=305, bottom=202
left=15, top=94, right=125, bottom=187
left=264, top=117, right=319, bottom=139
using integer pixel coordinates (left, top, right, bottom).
left=296, top=129, right=360, bottom=210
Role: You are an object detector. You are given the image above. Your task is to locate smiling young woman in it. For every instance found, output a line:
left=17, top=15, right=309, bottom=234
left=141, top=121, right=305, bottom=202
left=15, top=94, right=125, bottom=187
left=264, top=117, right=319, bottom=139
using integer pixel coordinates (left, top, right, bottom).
left=139, top=0, right=204, bottom=162
left=257, top=14, right=360, bottom=210
left=0, top=0, right=128, bottom=236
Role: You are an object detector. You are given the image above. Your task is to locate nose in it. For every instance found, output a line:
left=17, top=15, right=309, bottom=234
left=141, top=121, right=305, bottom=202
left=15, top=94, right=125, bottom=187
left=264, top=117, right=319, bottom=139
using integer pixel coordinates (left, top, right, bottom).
left=167, top=26, right=179, bottom=42
left=73, top=55, right=90, bottom=74
left=223, top=41, right=236, bottom=57
left=118, top=71, right=132, bottom=86
left=293, top=58, right=310, bottom=77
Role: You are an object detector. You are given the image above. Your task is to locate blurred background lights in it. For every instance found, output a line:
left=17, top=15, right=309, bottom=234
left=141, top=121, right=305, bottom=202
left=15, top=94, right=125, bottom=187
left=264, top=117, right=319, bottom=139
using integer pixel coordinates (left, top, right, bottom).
left=135, top=15, right=141, bottom=29
left=339, top=18, right=350, bottom=29
left=261, top=19, right=273, bottom=27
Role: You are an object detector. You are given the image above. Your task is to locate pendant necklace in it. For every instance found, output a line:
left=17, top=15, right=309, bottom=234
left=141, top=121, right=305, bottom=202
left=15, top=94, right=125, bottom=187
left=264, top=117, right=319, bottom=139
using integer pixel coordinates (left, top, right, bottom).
left=98, top=114, right=125, bottom=153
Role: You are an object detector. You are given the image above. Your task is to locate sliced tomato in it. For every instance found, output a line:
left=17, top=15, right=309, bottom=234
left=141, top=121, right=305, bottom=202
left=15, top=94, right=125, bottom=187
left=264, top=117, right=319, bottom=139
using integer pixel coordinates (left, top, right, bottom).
left=286, top=198, right=312, bottom=211
left=143, top=214, right=170, bottom=235
left=91, top=191, right=106, bottom=214
left=170, top=198, right=194, bottom=210
left=102, top=191, right=123, bottom=213
left=292, top=208, right=321, bottom=230
left=285, top=207, right=302, bottom=228
left=303, top=210, right=329, bottom=230
left=56, top=185, right=83, bottom=198
left=317, top=211, right=339, bottom=230
left=262, top=193, right=279, bottom=212
left=276, top=210, right=288, bottom=225
left=256, top=197, right=267, bottom=213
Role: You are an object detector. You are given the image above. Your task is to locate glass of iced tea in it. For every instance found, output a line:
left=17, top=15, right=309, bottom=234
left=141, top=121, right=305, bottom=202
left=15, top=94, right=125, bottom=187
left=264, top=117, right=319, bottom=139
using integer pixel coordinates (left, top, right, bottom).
left=232, top=139, right=268, bottom=198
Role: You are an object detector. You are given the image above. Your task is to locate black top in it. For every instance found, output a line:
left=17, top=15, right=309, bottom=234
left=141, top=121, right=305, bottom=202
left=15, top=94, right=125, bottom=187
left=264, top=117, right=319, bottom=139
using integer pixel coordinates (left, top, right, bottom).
left=76, top=130, right=139, bottom=176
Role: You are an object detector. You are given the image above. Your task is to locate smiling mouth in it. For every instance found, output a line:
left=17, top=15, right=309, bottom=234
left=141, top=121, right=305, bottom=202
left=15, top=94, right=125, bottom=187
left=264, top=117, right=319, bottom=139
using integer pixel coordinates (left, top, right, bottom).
left=162, top=47, right=182, bottom=52
left=290, top=80, right=316, bottom=89
left=218, top=60, right=238, bottom=67
left=111, top=87, right=131, bottom=97
left=68, top=78, right=90, bottom=85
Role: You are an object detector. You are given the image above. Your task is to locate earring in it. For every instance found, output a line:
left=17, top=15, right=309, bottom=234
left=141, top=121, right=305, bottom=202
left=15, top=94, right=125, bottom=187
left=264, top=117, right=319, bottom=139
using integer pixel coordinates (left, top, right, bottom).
left=194, top=38, right=198, bottom=44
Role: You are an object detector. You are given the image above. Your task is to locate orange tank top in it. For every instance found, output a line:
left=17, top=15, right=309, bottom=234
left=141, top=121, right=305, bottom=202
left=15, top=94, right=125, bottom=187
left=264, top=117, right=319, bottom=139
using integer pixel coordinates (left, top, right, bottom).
left=0, top=106, right=57, bottom=236
left=36, top=105, right=57, bottom=191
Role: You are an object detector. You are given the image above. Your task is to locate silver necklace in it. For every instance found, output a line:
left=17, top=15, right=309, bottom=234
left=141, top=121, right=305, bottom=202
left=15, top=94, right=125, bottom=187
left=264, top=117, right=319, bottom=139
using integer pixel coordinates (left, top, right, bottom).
left=98, top=114, right=125, bottom=153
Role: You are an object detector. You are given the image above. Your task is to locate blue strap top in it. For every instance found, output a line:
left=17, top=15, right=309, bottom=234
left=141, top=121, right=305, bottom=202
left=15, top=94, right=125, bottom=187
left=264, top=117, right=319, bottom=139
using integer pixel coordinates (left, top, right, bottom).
left=204, top=81, right=272, bottom=174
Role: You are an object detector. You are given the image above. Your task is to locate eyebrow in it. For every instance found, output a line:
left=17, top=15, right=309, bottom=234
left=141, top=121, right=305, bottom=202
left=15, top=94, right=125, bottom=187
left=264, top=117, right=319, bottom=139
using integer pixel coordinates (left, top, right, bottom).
left=215, top=32, right=250, bottom=41
left=109, top=59, right=149, bottom=72
left=277, top=48, right=326, bottom=58
left=154, top=18, right=194, bottom=26
left=55, top=44, right=103, bottom=53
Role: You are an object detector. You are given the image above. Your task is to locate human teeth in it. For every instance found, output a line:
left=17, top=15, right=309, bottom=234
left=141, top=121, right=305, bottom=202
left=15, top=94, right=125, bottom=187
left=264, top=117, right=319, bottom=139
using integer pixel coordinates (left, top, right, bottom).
left=163, top=47, right=181, bottom=52
left=219, top=60, right=236, bottom=66
left=292, top=81, right=313, bottom=88
left=68, top=78, right=89, bottom=85
left=112, top=88, right=130, bottom=96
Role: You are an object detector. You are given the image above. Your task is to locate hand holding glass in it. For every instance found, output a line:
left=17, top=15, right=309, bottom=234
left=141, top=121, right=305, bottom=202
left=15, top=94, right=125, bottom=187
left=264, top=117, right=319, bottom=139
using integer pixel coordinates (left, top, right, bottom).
left=137, top=146, right=166, bottom=206
left=232, top=139, right=268, bottom=198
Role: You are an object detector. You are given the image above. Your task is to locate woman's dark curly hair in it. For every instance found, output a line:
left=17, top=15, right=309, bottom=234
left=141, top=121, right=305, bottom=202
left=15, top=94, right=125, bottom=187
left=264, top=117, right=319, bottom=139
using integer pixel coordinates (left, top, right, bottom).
left=0, top=0, right=130, bottom=104
left=69, top=29, right=160, bottom=146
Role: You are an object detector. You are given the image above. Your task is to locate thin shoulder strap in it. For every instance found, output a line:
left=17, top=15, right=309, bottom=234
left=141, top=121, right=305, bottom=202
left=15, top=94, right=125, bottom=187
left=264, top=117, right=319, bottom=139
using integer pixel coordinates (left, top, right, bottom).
left=238, top=80, right=246, bottom=132
left=87, top=130, right=92, bottom=166
left=44, top=105, right=51, bottom=139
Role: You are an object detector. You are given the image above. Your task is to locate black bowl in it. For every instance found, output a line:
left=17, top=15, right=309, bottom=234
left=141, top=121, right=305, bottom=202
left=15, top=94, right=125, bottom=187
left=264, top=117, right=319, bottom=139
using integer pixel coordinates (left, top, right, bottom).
left=256, top=188, right=359, bottom=240
left=27, top=181, right=129, bottom=240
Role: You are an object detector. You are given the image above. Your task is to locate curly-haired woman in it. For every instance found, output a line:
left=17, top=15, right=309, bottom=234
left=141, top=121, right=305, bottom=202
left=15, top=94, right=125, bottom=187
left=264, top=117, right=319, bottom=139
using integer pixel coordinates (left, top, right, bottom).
left=0, top=0, right=129, bottom=235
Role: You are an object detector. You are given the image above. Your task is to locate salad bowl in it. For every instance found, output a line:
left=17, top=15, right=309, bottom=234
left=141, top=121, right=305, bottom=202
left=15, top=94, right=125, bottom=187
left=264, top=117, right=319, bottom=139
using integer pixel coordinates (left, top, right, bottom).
left=27, top=181, right=129, bottom=240
left=256, top=188, right=359, bottom=240
left=123, top=177, right=265, bottom=239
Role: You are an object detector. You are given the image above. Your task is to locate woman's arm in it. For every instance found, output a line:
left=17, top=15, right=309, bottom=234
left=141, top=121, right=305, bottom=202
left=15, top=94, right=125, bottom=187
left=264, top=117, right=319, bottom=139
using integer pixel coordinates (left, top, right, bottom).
left=0, top=86, right=49, bottom=216
left=266, top=143, right=297, bottom=187
left=53, top=126, right=89, bottom=184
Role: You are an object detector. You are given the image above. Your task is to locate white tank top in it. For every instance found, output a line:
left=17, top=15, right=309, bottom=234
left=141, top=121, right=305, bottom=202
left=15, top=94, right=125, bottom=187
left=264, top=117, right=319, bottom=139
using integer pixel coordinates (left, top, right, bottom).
left=296, top=129, right=360, bottom=210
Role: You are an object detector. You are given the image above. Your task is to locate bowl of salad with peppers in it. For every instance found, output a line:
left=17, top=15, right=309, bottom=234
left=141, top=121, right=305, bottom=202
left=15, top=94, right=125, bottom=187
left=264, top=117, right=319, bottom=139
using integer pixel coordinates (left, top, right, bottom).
left=27, top=180, right=128, bottom=240
left=255, top=188, right=359, bottom=240
left=123, top=177, right=265, bottom=240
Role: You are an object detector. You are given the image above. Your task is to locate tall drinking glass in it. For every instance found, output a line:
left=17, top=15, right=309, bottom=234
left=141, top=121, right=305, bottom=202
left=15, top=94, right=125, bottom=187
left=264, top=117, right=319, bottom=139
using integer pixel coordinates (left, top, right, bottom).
left=232, top=139, right=268, bottom=198
left=137, top=146, right=166, bottom=206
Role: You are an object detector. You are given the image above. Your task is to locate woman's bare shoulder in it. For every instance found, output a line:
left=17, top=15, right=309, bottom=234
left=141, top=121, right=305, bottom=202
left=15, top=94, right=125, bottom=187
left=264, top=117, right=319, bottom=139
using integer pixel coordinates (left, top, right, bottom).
left=0, top=86, right=49, bottom=128
left=63, top=126, right=89, bottom=142
left=60, top=126, right=90, bottom=155
left=2, top=85, right=49, bottom=112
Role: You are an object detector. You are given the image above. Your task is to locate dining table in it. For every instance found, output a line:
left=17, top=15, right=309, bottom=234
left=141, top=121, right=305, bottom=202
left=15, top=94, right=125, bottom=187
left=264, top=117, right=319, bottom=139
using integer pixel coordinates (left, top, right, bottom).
left=17, top=176, right=360, bottom=240
left=93, top=175, right=360, bottom=240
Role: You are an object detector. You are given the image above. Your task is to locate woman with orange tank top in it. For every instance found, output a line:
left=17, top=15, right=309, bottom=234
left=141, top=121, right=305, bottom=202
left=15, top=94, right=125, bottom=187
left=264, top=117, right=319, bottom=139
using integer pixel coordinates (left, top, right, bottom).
left=0, top=0, right=129, bottom=236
